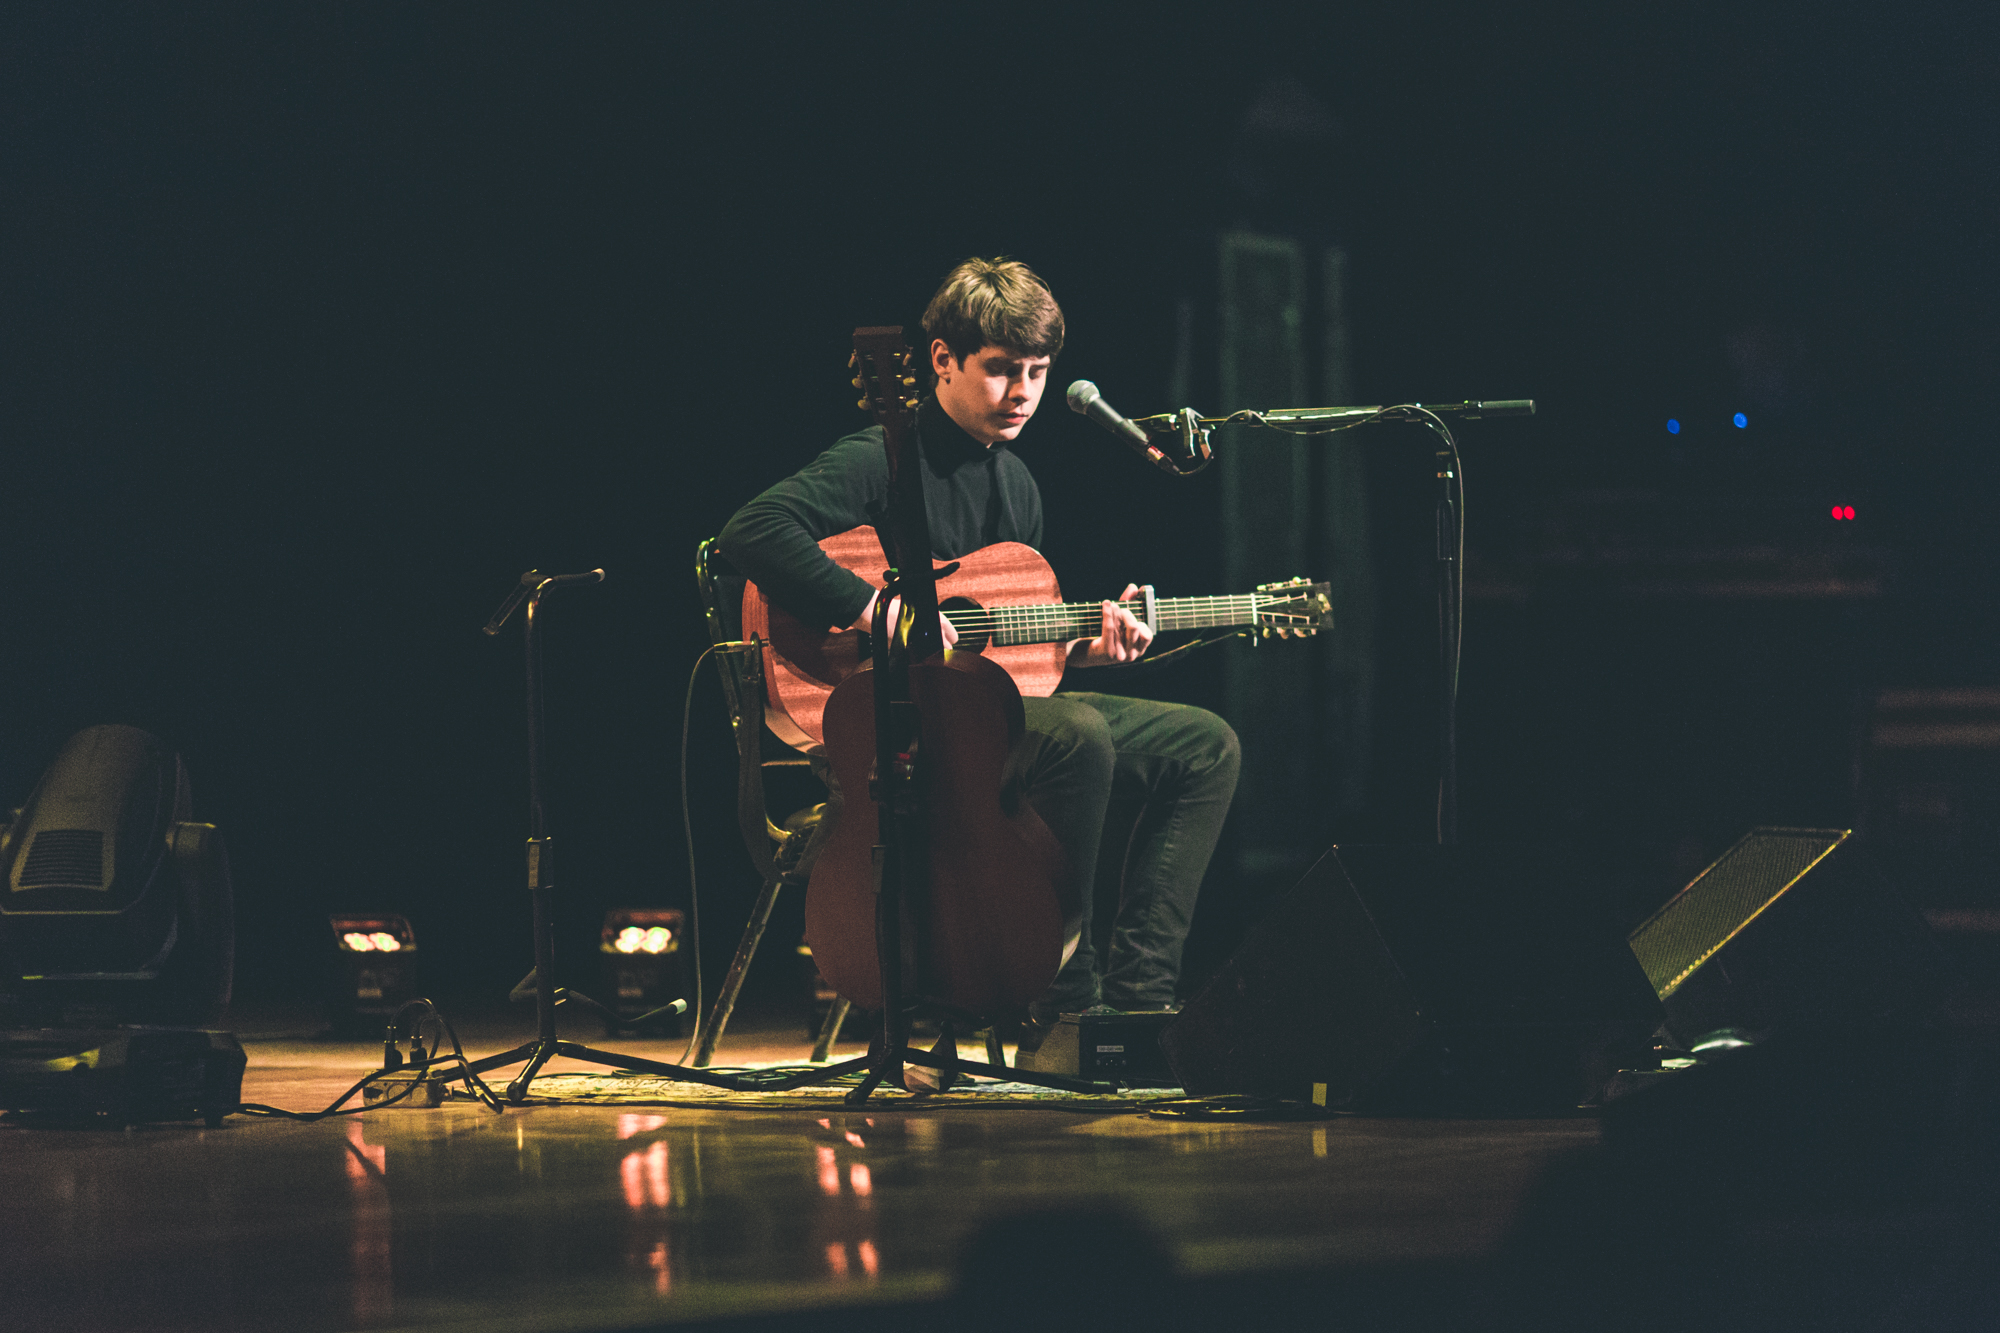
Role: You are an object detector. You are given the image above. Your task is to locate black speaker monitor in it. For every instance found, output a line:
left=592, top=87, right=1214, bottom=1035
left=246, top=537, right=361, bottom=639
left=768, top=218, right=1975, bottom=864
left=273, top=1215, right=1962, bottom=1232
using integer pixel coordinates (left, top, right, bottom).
left=1626, top=827, right=1953, bottom=1047
left=0, top=725, right=233, bottom=1028
left=1161, top=843, right=1665, bottom=1112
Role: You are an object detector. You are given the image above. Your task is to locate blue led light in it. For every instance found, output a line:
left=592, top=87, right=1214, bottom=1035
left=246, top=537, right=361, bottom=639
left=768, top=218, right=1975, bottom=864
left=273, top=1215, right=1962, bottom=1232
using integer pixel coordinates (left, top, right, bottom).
left=1733, top=412, right=1748, bottom=428
left=1667, top=418, right=1681, bottom=435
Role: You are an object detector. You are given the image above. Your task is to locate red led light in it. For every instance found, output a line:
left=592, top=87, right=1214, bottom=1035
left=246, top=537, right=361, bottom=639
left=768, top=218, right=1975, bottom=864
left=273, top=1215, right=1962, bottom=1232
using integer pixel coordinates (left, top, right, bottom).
left=1831, top=505, right=1857, bottom=521
left=1844, top=506, right=1856, bottom=520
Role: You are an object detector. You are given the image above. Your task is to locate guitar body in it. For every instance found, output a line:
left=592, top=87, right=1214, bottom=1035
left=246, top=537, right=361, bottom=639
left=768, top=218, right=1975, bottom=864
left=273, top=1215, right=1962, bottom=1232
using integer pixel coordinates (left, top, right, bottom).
left=744, top=528, right=1068, bottom=751
left=805, top=649, right=1071, bottom=1015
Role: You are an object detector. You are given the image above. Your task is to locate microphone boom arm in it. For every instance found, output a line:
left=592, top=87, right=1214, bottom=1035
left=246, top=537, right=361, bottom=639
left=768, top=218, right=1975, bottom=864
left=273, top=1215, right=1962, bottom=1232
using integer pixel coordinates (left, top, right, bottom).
left=1129, top=399, right=1535, bottom=434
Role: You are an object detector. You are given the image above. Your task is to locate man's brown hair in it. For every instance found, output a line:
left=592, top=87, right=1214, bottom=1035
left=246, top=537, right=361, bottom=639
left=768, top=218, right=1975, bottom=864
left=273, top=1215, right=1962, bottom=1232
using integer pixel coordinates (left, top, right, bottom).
left=921, top=257, right=1065, bottom=371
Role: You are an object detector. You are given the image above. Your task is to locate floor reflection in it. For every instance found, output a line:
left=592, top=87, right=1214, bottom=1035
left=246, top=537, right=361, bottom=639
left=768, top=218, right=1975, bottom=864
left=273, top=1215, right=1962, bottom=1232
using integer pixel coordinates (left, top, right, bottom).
left=807, top=1117, right=881, bottom=1285
left=344, top=1119, right=391, bottom=1325
left=338, top=1099, right=1596, bottom=1313
left=0, top=1038, right=1606, bottom=1332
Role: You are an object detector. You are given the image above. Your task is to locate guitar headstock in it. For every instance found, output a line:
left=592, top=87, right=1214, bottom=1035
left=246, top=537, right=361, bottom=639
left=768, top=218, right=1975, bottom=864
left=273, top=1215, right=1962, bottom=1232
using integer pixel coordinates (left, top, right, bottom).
left=850, top=325, right=922, bottom=430
left=1252, top=577, right=1332, bottom=639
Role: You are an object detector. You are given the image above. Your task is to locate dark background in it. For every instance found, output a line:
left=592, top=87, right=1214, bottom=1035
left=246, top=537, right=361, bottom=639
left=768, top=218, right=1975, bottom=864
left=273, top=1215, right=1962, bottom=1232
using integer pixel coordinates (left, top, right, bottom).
left=4, top=3, right=1994, bottom=1011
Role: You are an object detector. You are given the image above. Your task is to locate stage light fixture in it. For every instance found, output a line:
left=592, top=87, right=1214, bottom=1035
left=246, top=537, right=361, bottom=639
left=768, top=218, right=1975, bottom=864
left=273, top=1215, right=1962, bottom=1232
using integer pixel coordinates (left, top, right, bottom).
left=327, top=914, right=418, bottom=1035
left=0, top=725, right=233, bottom=1029
left=599, top=908, right=685, bottom=1035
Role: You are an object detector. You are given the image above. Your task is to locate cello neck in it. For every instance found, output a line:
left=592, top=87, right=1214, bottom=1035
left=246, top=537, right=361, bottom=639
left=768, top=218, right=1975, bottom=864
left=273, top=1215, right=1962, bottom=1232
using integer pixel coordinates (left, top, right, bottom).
left=851, top=326, right=945, bottom=660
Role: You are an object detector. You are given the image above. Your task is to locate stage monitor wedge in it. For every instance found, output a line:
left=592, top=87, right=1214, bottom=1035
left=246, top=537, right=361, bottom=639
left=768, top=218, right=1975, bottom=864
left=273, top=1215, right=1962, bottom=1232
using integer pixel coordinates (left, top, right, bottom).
left=1161, top=843, right=1665, bottom=1113
left=1627, top=827, right=1954, bottom=1047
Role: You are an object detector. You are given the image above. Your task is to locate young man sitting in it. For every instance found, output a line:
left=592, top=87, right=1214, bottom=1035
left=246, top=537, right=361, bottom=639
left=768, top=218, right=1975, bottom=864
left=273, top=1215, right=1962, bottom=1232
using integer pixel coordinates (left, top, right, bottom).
left=718, top=257, right=1239, bottom=1044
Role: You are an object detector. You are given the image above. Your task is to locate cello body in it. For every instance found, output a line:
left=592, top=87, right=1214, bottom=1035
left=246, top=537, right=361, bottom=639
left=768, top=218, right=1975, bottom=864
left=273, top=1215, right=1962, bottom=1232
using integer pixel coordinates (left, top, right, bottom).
left=804, top=648, right=1071, bottom=1017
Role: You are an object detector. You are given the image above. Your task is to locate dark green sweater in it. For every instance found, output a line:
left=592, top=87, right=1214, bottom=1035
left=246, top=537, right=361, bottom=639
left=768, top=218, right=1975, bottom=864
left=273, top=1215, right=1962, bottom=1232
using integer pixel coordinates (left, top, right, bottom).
left=717, top=396, right=1044, bottom=631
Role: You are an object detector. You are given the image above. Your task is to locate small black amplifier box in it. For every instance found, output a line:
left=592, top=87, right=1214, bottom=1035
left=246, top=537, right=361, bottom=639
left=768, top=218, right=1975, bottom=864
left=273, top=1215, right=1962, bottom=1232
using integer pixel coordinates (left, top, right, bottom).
left=0, top=1027, right=245, bottom=1125
left=1019, top=1010, right=1181, bottom=1087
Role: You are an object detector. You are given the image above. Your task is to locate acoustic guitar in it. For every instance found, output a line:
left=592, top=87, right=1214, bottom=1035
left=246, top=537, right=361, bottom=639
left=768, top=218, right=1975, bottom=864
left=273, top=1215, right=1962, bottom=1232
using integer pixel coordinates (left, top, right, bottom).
left=743, top=536, right=1332, bottom=751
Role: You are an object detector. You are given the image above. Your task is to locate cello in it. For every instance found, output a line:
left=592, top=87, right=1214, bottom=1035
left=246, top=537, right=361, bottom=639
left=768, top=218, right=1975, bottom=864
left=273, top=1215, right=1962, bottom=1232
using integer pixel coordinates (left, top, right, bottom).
left=801, top=328, right=1071, bottom=1096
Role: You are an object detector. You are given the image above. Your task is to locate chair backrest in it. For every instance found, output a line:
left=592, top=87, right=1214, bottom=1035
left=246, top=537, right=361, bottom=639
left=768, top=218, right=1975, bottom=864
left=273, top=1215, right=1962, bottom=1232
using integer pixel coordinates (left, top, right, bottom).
left=695, top=538, right=815, bottom=884
left=695, top=538, right=756, bottom=732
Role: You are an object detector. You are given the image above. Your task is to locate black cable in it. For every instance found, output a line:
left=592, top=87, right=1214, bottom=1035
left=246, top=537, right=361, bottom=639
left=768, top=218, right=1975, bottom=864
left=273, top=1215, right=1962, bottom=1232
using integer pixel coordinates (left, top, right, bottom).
left=388, top=997, right=504, bottom=1112
left=676, top=644, right=719, bottom=1065
left=1247, top=403, right=1468, bottom=840
left=1144, top=1095, right=1334, bottom=1121
left=232, top=998, right=503, bottom=1120
left=233, top=1067, right=424, bottom=1121
left=1408, top=408, right=1472, bottom=840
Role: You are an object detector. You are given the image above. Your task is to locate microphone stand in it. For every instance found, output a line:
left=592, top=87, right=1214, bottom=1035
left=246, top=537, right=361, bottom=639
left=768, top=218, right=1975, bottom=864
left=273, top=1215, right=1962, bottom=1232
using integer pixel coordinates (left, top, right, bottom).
left=464, top=568, right=876, bottom=1101
left=1128, top=398, right=1534, bottom=847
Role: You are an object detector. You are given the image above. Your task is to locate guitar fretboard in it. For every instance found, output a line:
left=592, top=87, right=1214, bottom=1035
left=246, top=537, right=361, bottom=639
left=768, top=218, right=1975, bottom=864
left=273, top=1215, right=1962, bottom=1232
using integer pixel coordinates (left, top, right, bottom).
left=942, top=596, right=1275, bottom=646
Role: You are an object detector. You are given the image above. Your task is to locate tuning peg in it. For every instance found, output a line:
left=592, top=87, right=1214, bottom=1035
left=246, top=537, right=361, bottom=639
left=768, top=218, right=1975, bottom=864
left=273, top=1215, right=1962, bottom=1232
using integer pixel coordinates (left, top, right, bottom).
left=847, top=352, right=856, bottom=368
left=901, top=375, right=918, bottom=388
left=851, top=375, right=866, bottom=389
left=857, top=397, right=871, bottom=411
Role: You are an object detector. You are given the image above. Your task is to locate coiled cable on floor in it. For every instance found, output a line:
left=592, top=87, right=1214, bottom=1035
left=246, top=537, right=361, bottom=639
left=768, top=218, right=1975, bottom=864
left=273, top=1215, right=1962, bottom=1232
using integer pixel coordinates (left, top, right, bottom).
left=234, top=998, right=502, bottom=1120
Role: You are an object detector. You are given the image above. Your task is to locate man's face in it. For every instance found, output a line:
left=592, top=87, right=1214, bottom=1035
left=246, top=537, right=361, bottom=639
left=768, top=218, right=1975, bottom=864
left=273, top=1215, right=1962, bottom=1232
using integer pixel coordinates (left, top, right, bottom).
left=932, top=340, right=1050, bottom=446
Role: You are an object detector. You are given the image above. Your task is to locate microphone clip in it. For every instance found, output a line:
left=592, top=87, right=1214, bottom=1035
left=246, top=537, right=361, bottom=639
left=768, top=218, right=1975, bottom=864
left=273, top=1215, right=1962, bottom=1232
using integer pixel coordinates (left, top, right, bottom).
left=1131, top=407, right=1213, bottom=476
left=1156, top=407, right=1214, bottom=476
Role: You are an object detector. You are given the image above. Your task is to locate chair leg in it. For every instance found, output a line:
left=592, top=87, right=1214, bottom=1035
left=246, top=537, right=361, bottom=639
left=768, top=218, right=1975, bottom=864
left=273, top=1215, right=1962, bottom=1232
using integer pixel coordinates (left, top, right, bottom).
left=693, top=874, right=784, bottom=1068
left=810, top=997, right=851, bottom=1063
left=984, top=1026, right=1006, bottom=1068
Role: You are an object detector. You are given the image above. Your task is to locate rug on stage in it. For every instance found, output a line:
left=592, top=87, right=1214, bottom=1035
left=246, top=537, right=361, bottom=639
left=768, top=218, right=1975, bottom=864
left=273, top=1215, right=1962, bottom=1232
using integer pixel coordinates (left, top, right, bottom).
left=512, top=1068, right=1184, bottom=1112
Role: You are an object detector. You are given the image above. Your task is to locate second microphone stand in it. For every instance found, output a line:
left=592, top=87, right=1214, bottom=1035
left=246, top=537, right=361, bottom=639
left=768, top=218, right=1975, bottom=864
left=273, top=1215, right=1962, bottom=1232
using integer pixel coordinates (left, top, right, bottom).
left=465, top=568, right=874, bottom=1101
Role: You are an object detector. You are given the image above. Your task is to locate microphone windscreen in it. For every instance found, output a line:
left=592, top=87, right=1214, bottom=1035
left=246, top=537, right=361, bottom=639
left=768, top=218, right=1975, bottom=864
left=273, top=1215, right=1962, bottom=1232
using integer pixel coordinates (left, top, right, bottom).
left=1065, top=380, right=1100, bottom=414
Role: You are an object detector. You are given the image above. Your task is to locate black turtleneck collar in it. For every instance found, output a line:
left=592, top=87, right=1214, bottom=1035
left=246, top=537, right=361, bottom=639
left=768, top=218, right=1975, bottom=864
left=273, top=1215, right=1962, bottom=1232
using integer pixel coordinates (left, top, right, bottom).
left=917, top=394, right=999, bottom=470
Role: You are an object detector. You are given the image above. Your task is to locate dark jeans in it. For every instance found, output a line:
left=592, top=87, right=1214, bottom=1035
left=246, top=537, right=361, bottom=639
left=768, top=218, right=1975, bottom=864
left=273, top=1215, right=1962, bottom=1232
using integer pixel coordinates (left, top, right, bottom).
left=1008, top=692, right=1240, bottom=1019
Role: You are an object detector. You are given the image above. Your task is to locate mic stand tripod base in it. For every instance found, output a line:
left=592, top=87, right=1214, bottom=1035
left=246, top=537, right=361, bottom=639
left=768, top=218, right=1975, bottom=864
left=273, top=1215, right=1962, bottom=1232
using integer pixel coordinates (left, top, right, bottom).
left=465, top=880, right=882, bottom=1101
left=849, top=1017, right=1120, bottom=1101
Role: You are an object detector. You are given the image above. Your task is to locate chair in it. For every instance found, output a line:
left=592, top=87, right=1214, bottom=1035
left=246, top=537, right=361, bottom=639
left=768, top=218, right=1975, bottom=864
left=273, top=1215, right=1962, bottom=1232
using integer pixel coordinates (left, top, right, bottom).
left=690, top=538, right=850, bottom=1066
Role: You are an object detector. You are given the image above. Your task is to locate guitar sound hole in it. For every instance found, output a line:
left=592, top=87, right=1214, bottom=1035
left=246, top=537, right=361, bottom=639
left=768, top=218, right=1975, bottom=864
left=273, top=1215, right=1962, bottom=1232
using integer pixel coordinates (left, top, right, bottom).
left=940, top=596, right=988, bottom=653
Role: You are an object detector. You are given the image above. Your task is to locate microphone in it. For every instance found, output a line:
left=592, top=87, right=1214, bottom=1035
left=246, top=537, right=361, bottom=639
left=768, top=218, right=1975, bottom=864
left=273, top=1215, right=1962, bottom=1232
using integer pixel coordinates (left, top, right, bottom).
left=1066, top=380, right=1177, bottom=472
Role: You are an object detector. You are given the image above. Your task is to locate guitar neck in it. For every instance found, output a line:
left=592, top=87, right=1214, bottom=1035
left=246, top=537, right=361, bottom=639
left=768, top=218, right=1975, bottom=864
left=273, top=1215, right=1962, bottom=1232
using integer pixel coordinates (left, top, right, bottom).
left=943, top=595, right=1268, bottom=647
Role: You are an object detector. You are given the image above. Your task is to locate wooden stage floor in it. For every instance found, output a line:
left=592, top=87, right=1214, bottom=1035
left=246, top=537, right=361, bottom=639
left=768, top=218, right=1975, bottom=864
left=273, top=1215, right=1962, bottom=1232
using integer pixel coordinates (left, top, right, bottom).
left=5, top=1003, right=2000, bottom=1331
